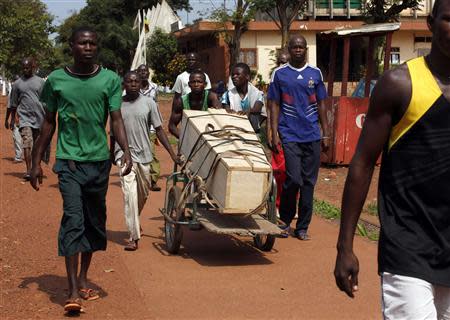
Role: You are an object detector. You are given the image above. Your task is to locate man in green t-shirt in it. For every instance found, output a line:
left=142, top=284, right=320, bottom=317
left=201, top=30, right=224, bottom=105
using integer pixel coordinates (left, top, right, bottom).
left=169, top=71, right=221, bottom=138
left=30, top=27, right=132, bottom=314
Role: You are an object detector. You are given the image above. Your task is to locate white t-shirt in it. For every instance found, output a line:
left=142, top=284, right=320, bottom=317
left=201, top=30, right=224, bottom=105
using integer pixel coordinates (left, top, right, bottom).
left=221, top=83, right=267, bottom=117
left=172, top=71, right=212, bottom=95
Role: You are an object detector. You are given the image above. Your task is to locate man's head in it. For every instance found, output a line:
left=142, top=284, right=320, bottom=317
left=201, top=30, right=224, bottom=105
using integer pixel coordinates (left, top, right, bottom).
left=231, top=63, right=250, bottom=88
left=427, top=0, right=450, bottom=59
left=188, top=71, right=206, bottom=94
left=277, top=51, right=290, bottom=66
left=69, top=26, right=98, bottom=64
left=21, top=58, right=35, bottom=78
left=123, top=71, right=141, bottom=95
left=288, top=35, right=307, bottom=65
left=186, top=52, right=200, bottom=72
left=137, top=64, right=149, bottom=81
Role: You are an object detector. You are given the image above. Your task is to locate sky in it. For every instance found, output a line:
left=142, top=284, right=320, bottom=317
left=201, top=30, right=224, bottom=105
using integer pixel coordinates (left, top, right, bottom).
left=42, top=0, right=231, bottom=26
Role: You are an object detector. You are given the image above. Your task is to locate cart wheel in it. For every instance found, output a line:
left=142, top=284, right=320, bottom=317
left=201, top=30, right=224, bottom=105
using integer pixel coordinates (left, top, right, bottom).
left=254, top=179, right=277, bottom=251
left=164, top=186, right=183, bottom=254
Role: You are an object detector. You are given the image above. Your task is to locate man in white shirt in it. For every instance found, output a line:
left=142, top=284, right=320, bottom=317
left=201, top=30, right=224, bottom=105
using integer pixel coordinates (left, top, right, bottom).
left=172, top=52, right=212, bottom=98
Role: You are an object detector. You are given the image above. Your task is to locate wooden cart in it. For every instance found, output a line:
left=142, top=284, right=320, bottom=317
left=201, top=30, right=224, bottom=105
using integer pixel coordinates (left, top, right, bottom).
left=159, top=124, right=282, bottom=254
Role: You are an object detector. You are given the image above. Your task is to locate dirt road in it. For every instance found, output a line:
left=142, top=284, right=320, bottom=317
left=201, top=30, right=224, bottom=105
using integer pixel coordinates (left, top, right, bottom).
left=1, top=96, right=381, bottom=319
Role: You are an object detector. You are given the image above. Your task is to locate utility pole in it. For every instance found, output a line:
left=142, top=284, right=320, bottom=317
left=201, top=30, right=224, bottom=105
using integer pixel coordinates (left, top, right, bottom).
left=224, top=0, right=226, bottom=10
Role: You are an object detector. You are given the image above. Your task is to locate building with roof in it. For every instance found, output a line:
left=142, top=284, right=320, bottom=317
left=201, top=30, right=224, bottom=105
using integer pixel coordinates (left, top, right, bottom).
left=173, top=0, right=433, bottom=91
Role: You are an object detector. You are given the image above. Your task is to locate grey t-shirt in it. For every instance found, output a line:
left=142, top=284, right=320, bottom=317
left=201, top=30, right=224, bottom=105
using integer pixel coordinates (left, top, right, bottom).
left=113, top=95, right=162, bottom=164
left=10, top=75, right=45, bottom=129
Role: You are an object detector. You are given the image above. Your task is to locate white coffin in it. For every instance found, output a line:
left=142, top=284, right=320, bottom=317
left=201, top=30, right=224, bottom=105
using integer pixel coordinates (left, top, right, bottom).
left=179, top=109, right=271, bottom=214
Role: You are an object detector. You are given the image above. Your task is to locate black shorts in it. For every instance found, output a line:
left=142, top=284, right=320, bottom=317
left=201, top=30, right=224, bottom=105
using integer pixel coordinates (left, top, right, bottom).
left=54, top=159, right=111, bottom=256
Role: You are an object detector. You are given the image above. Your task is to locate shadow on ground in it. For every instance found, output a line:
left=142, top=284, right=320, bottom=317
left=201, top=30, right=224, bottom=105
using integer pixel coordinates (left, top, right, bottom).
left=152, top=227, right=274, bottom=267
left=18, top=274, right=107, bottom=307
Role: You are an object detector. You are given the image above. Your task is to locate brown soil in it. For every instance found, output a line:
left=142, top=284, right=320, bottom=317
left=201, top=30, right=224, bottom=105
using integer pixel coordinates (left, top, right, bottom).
left=1, top=95, right=381, bottom=319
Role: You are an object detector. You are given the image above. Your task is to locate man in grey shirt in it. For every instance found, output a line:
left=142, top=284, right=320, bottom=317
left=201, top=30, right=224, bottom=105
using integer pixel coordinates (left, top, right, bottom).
left=9, top=58, right=46, bottom=179
left=110, top=71, right=180, bottom=251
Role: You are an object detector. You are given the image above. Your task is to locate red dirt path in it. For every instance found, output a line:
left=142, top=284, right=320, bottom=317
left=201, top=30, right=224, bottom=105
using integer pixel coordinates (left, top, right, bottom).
left=1, top=96, right=381, bottom=319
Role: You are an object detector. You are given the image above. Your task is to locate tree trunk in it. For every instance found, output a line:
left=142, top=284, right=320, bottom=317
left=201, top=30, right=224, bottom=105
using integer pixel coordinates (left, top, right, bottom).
left=278, top=0, right=290, bottom=48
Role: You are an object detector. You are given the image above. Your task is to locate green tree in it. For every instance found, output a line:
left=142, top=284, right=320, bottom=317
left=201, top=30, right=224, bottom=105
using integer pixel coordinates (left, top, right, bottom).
left=56, top=0, right=191, bottom=73
left=364, top=0, right=421, bottom=23
left=146, top=28, right=178, bottom=86
left=251, top=0, right=307, bottom=47
left=209, top=1, right=255, bottom=72
left=0, top=0, right=57, bottom=77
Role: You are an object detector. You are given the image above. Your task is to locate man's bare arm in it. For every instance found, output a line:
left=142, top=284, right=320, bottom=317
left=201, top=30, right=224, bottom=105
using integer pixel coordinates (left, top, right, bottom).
left=110, top=110, right=132, bottom=175
left=334, top=65, right=411, bottom=298
left=30, top=110, right=57, bottom=190
left=168, top=96, right=183, bottom=138
left=269, top=99, right=280, bottom=151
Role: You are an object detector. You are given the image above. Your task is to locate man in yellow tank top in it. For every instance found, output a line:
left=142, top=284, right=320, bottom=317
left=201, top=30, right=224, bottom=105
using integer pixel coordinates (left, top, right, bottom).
left=335, top=0, right=450, bottom=318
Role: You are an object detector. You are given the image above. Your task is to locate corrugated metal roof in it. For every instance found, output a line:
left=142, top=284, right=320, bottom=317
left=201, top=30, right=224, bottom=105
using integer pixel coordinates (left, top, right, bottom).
left=321, top=22, right=401, bottom=37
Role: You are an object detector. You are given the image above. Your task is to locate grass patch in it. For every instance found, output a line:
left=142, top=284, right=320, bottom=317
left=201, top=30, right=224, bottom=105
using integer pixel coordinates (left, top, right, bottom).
left=365, top=200, right=378, bottom=216
left=168, top=135, right=178, bottom=145
left=158, top=92, right=174, bottom=101
left=314, top=198, right=379, bottom=241
left=313, top=199, right=341, bottom=220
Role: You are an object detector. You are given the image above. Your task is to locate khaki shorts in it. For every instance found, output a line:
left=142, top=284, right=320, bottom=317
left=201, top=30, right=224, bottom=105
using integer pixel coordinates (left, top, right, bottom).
left=19, top=127, right=40, bottom=149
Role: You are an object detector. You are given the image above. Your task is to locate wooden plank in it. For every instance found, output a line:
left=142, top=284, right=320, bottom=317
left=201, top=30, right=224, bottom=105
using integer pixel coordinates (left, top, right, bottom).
left=196, top=210, right=282, bottom=236
left=384, top=32, right=393, bottom=72
left=327, top=38, right=337, bottom=97
left=341, top=37, right=350, bottom=96
left=365, top=36, right=375, bottom=97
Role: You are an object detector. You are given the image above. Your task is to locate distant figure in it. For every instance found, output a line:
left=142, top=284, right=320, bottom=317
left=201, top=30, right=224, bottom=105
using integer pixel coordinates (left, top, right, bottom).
left=4, top=75, right=22, bottom=162
left=9, top=58, right=46, bottom=179
left=169, top=71, right=221, bottom=138
left=335, top=1, right=450, bottom=317
left=276, top=51, right=290, bottom=66
left=137, top=64, right=162, bottom=192
left=171, top=52, right=212, bottom=97
left=112, top=71, right=179, bottom=251
left=30, top=27, right=132, bottom=315
left=268, top=35, right=329, bottom=240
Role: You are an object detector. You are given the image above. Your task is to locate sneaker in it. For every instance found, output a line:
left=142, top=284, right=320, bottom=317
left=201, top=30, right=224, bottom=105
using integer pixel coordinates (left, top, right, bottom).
left=13, top=158, right=22, bottom=163
left=278, top=225, right=290, bottom=238
left=23, top=173, right=31, bottom=181
left=295, top=231, right=311, bottom=241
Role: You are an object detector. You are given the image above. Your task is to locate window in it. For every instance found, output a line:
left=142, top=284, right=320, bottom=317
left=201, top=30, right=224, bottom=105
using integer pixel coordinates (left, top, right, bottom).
left=390, top=47, right=400, bottom=65
left=414, top=36, right=432, bottom=43
left=239, top=49, right=257, bottom=68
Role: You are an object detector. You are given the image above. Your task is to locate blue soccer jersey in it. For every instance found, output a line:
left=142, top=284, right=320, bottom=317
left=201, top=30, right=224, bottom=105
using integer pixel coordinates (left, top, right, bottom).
left=268, top=63, right=327, bottom=143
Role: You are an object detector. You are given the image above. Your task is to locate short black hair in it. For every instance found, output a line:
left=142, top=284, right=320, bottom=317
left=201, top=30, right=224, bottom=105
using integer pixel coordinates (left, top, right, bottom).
left=123, top=70, right=140, bottom=81
left=69, top=26, right=97, bottom=43
left=137, top=64, right=147, bottom=70
left=189, top=71, right=206, bottom=82
left=233, top=63, right=250, bottom=75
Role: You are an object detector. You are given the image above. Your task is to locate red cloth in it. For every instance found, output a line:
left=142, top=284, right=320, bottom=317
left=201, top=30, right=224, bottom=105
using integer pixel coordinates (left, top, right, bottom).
left=271, top=146, right=286, bottom=208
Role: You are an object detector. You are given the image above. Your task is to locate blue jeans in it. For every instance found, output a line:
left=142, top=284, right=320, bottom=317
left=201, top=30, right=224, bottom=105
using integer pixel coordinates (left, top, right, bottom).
left=279, top=141, right=321, bottom=233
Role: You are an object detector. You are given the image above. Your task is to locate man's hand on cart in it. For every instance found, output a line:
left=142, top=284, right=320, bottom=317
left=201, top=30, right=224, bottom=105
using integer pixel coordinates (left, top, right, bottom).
left=172, top=154, right=184, bottom=166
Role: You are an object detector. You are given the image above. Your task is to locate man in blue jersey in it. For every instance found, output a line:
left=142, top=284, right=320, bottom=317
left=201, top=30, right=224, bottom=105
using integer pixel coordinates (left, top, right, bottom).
left=268, top=35, right=329, bottom=240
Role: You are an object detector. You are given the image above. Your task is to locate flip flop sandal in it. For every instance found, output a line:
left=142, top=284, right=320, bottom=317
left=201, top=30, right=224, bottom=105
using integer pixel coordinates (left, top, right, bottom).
left=64, top=298, right=82, bottom=313
left=124, top=240, right=138, bottom=251
left=79, top=288, right=100, bottom=301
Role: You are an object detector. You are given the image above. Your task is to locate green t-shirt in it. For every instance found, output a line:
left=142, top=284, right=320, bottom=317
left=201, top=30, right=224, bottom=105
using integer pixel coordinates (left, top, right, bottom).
left=41, top=67, right=122, bottom=161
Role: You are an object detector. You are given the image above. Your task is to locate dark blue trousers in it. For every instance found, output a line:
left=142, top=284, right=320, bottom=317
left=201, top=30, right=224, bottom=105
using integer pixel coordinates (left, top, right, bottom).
left=279, top=141, right=321, bottom=233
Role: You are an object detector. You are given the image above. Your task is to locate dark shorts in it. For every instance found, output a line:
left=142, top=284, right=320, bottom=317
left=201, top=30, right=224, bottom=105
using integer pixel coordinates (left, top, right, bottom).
left=54, top=159, right=111, bottom=256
